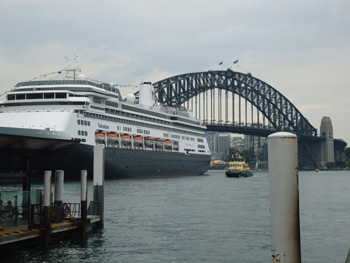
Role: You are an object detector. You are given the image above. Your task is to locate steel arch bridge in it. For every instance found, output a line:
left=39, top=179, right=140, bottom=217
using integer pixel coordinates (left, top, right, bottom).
left=140, top=69, right=317, bottom=138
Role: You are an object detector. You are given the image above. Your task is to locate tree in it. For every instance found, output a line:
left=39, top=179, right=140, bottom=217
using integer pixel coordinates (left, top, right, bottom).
left=345, top=147, right=350, bottom=168
left=345, top=147, right=350, bottom=159
left=241, top=149, right=256, bottom=164
left=335, top=161, right=345, bottom=168
left=346, top=159, right=350, bottom=168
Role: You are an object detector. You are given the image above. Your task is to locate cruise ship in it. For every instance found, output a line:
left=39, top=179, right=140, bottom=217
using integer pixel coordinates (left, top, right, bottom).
left=0, top=68, right=211, bottom=181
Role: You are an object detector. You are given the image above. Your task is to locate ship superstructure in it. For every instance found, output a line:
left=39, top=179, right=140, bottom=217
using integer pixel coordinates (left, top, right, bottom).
left=0, top=69, right=211, bottom=180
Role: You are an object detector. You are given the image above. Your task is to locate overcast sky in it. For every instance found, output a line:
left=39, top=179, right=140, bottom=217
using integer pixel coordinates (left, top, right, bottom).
left=0, top=0, right=349, bottom=145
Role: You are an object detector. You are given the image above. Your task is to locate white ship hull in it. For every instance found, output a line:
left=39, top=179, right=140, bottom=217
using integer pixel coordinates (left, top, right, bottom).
left=0, top=70, right=211, bottom=181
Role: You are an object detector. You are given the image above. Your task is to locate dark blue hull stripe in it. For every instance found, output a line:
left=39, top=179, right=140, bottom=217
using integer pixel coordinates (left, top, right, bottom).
left=0, top=144, right=211, bottom=181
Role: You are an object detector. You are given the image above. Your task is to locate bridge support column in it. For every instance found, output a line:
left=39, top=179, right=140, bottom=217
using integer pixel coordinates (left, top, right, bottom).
left=319, top=116, right=334, bottom=167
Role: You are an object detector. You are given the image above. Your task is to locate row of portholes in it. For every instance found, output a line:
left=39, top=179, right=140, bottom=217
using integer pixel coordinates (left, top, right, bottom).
left=78, top=130, right=88, bottom=136
left=77, top=119, right=91, bottom=126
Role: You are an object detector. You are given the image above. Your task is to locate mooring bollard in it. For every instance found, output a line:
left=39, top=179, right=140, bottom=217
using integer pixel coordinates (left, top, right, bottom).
left=54, top=170, right=64, bottom=207
left=81, top=170, right=88, bottom=237
left=93, top=144, right=105, bottom=229
left=268, top=132, right=301, bottom=263
left=43, top=170, right=52, bottom=246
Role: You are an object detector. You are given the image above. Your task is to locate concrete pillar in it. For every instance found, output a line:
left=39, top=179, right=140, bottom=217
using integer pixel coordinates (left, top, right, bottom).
left=319, top=116, right=335, bottom=167
left=93, top=144, right=105, bottom=229
left=43, top=171, right=52, bottom=208
left=43, top=171, right=52, bottom=246
left=268, top=132, right=301, bottom=263
left=81, top=170, right=88, bottom=237
left=54, top=170, right=64, bottom=207
left=22, top=157, right=31, bottom=221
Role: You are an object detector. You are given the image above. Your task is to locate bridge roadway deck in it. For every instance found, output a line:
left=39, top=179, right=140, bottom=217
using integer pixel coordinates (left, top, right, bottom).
left=205, top=123, right=323, bottom=141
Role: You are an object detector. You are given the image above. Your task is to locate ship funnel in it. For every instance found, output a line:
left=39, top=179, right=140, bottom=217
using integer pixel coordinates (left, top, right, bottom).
left=139, top=82, right=156, bottom=108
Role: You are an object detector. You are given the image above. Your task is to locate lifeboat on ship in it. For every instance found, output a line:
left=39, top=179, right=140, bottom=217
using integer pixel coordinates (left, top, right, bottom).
left=95, top=131, right=105, bottom=143
left=133, top=135, right=143, bottom=146
left=164, top=139, right=172, bottom=149
left=120, top=134, right=131, bottom=144
left=155, top=138, right=164, bottom=148
left=144, top=137, right=155, bottom=147
left=173, top=141, right=179, bottom=151
left=107, top=132, right=119, bottom=143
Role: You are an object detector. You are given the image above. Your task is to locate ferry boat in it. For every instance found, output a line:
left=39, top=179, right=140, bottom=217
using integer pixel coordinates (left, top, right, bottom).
left=209, top=160, right=227, bottom=170
left=225, top=153, right=253, bottom=178
left=0, top=68, right=211, bottom=181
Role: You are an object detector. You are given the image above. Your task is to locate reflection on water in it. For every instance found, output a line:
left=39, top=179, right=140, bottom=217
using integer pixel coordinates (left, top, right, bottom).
left=1, top=170, right=350, bottom=262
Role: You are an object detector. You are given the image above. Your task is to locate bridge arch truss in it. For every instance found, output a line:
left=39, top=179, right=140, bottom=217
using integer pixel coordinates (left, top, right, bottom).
left=150, top=70, right=317, bottom=137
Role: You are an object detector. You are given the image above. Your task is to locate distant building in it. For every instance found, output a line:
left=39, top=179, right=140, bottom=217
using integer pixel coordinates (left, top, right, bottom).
left=207, top=132, right=217, bottom=153
left=244, top=135, right=255, bottom=150
left=218, top=133, right=230, bottom=155
left=244, top=134, right=266, bottom=157
left=231, top=136, right=244, bottom=152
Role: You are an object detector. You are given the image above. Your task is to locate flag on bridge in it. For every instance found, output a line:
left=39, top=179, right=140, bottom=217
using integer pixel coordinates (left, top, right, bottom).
left=233, top=59, right=238, bottom=64
left=218, top=61, right=223, bottom=66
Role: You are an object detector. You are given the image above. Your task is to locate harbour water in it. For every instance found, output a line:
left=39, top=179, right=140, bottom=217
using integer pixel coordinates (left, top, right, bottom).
left=2, top=170, right=350, bottom=262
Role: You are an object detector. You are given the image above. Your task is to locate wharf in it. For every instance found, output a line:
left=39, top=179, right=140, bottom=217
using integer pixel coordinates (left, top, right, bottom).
left=0, top=139, right=105, bottom=252
left=0, top=222, right=77, bottom=246
left=0, top=215, right=100, bottom=250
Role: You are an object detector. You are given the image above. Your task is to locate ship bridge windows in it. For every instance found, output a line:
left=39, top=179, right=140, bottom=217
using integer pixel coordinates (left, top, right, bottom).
left=7, top=92, right=68, bottom=101
left=7, top=94, right=15, bottom=100
left=27, top=93, right=43, bottom=99
left=44, top=93, right=54, bottom=99
left=55, top=93, right=67, bottom=98
left=2, top=101, right=86, bottom=107
left=16, top=94, right=25, bottom=100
